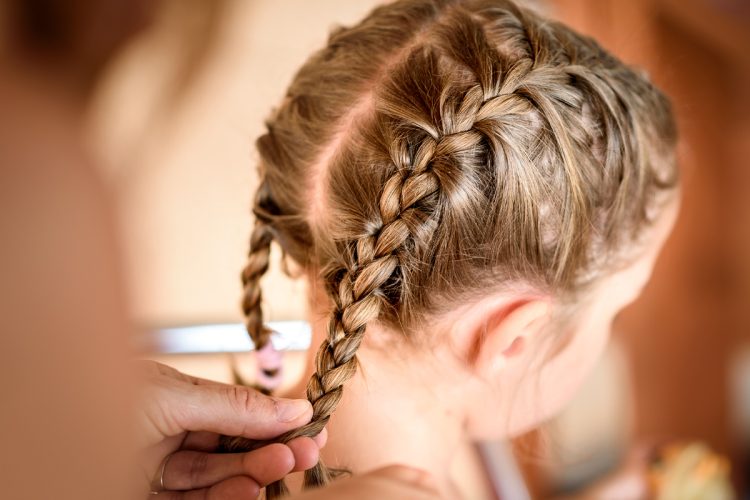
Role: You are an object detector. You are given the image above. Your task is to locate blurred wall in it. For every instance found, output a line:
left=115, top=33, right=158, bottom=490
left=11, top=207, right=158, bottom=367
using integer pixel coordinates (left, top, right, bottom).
left=550, top=0, right=750, bottom=492
left=89, top=0, right=381, bottom=326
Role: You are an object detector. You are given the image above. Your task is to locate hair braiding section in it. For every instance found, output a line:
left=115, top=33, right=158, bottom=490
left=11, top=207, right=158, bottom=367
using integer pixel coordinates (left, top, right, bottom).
left=240, top=182, right=278, bottom=352
left=241, top=221, right=273, bottom=351
left=219, top=0, right=680, bottom=497
left=218, top=108, right=451, bottom=495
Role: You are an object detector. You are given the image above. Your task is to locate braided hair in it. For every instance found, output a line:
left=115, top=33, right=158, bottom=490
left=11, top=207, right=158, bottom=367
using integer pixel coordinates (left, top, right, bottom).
left=220, top=0, right=678, bottom=497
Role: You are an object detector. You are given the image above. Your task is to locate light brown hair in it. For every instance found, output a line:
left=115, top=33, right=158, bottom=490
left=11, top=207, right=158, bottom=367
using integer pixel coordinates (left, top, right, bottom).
left=220, top=0, right=678, bottom=496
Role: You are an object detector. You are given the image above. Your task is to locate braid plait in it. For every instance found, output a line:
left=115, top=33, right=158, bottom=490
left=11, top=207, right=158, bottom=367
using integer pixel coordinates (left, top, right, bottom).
left=241, top=218, right=273, bottom=351
left=218, top=2, right=679, bottom=499
left=241, top=176, right=284, bottom=353
left=219, top=116, right=452, bottom=496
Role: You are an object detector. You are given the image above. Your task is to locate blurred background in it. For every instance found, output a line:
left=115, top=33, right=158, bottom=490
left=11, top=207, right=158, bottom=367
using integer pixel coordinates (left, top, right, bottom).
left=2, top=0, right=748, bottom=498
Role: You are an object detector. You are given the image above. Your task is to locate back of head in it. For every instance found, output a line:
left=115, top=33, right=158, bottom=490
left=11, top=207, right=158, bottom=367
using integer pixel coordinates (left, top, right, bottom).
left=230, top=0, right=679, bottom=495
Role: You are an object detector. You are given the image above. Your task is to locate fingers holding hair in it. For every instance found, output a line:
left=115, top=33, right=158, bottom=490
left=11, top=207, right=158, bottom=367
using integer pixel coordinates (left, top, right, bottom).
left=154, top=440, right=318, bottom=496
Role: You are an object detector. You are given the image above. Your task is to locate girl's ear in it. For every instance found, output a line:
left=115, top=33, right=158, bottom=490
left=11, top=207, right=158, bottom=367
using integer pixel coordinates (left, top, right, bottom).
left=464, top=299, right=551, bottom=377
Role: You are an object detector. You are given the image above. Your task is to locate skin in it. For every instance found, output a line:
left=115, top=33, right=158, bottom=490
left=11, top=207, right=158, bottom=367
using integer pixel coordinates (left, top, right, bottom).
left=1, top=53, right=145, bottom=499
left=287, top=193, right=680, bottom=498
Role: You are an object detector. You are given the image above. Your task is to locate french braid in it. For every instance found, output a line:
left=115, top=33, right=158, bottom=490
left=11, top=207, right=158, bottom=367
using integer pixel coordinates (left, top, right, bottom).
left=238, top=180, right=283, bottom=397
left=241, top=218, right=273, bottom=351
left=219, top=1, right=679, bottom=498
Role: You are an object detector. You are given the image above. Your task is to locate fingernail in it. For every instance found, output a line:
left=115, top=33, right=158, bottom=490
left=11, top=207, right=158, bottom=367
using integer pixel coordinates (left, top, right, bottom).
left=276, top=399, right=312, bottom=423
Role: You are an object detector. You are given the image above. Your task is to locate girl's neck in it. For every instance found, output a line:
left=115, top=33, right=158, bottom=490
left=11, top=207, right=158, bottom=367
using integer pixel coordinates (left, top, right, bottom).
left=286, top=331, right=493, bottom=499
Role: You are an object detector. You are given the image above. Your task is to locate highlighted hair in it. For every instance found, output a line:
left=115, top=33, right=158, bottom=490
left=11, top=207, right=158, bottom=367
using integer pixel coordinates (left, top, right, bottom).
left=220, top=0, right=678, bottom=497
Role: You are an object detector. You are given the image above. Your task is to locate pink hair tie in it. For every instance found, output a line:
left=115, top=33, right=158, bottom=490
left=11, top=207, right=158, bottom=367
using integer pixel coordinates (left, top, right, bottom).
left=256, top=338, right=283, bottom=391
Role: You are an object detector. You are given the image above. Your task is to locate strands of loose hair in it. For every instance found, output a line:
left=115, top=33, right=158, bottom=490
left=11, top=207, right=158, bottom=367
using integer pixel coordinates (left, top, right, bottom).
left=218, top=0, right=678, bottom=497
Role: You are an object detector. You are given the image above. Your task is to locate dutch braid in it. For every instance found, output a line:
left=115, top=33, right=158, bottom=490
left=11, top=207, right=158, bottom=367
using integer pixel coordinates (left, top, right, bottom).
left=241, top=218, right=273, bottom=351
left=220, top=110, right=458, bottom=494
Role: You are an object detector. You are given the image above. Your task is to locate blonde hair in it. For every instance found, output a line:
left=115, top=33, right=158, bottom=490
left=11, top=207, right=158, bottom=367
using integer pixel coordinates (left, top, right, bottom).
left=221, top=0, right=678, bottom=496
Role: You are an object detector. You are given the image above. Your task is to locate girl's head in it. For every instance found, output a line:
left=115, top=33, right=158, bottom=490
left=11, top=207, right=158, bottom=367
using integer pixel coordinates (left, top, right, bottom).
left=238, top=0, right=679, bottom=492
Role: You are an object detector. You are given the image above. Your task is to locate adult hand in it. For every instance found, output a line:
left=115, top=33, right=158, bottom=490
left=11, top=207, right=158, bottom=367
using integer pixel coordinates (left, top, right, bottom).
left=138, top=361, right=326, bottom=499
left=290, top=465, right=444, bottom=500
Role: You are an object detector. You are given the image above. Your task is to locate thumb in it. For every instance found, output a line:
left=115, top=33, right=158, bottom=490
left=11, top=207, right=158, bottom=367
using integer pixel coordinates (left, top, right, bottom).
left=175, top=382, right=313, bottom=440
